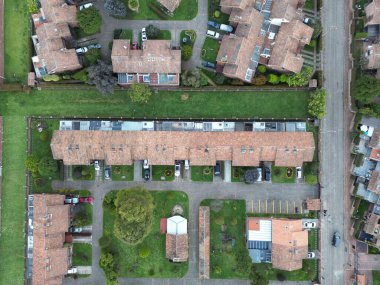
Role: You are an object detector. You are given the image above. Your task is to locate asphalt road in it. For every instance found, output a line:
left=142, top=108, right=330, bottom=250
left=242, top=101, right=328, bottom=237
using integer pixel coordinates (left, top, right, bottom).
left=320, top=0, right=350, bottom=284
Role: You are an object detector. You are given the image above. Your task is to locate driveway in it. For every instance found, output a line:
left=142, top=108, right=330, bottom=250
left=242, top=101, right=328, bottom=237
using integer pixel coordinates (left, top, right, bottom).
left=93, top=0, right=208, bottom=69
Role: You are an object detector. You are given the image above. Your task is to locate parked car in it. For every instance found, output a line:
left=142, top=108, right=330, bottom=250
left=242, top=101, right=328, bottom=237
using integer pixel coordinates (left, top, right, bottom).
left=214, top=162, right=221, bottom=176
left=79, top=197, right=93, bottom=204
left=332, top=232, right=341, bottom=247
left=175, top=162, right=181, bottom=177
left=144, top=168, right=150, bottom=181
left=69, top=226, right=83, bottom=233
left=206, top=30, right=220, bottom=39
left=104, top=166, right=111, bottom=180
left=296, top=166, right=302, bottom=179
left=184, top=160, right=190, bottom=170
left=220, top=24, right=233, bottom=32
left=88, top=43, right=101, bottom=49
left=65, top=0, right=75, bottom=5
left=303, top=17, right=313, bottom=25
left=141, top=28, right=147, bottom=42
left=67, top=267, right=78, bottom=274
left=94, top=160, right=100, bottom=171
left=132, top=42, right=139, bottom=50
left=201, top=61, right=216, bottom=69
left=265, top=167, right=271, bottom=181
left=75, top=47, right=88, bottom=54
left=79, top=3, right=93, bottom=10
left=256, top=167, right=262, bottom=182
left=143, top=159, right=149, bottom=169
left=207, top=20, right=220, bottom=29
left=295, top=206, right=299, bottom=213
left=303, top=221, right=316, bottom=229
left=307, top=252, right=316, bottom=259
left=64, top=195, right=79, bottom=204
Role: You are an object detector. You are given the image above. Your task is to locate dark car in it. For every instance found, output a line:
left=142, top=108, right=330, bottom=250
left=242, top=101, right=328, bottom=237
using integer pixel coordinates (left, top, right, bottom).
left=214, top=162, right=221, bottom=176
left=332, top=232, right=341, bottom=247
left=144, top=168, right=150, bottom=181
left=265, top=167, right=271, bottom=181
left=208, top=20, right=220, bottom=29
left=201, top=61, right=216, bottom=69
left=105, top=166, right=111, bottom=180
left=132, top=42, right=139, bottom=50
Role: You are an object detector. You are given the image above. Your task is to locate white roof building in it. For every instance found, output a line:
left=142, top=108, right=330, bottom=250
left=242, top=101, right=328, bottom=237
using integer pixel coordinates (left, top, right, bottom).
left=247, top=219, right=272, bottom=241
left=167, top=216, right=188, bottom=235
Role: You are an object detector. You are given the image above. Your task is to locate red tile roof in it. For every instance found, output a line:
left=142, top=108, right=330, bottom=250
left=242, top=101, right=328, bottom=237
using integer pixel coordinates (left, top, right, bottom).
left=165, top=234, right=188, bottom=262
left=199, top=207, right=210, bottom=279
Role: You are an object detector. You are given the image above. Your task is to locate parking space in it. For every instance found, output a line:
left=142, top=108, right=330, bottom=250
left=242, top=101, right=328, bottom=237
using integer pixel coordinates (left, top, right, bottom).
left=246, top=199, right=306, bottom=214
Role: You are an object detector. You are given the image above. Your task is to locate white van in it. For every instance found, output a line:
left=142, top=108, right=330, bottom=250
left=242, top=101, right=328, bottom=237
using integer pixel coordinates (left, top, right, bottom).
left=296, top=167, right=302, bottom=179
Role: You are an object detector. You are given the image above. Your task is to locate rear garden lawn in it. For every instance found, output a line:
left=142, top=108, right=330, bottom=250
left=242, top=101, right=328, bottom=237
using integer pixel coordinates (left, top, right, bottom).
left=208, top=0, right=229, bottom=24
left=200, top=199, right=250, bottom=279
left=72, top=244, right=92, bottom=266
left=201, top=38, right=220, bottom=62
left=111, top=165, right=134, bottom=181
left=191, top=166, right=213, bottom=182
left=158, top=30, right=171, bottom=40
left=101, top=190, right=189, bottom=277
left=373, top=270, right=380, bottom=285
left=152, top=165, right=175, bottom=181
left=271, top=166, right=296, bottom=183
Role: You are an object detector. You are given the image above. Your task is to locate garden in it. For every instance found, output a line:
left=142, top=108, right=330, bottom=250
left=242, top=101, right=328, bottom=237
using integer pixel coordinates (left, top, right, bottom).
left=100, top=188, right=189, bottom=281
left=111, top=165, right=134, bottom=181
left=72, top=166, right=95, bottom=181
left=232, top=167, right=256, bottom=183
left=180, top=30, right=197, bottom=61
left=191, top=166, right=213, bottom=182
left=271, top=166, right=296, bottom=183
left=200, top=199, right=250, bottom=279
left=374, top=270, right=380, bottom=285
left=151, top=165, right=175, bottom=181
left=72, top=243, right=92, bottom=267
left=201, top=38, right=220, bottom=63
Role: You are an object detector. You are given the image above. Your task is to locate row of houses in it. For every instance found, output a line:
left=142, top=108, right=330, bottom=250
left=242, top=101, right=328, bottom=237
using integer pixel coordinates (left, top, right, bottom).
left=363, top=0, right=380, bottom=78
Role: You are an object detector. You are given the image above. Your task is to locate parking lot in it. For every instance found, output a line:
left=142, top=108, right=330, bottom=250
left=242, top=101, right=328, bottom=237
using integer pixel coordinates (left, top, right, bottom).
left=246, top=199, right=306, bottom=214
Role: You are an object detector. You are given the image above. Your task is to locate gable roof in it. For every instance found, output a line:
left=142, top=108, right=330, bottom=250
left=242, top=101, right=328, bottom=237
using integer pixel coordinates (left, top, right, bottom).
left=166, top=234, right=189, bottom=262
left=365, top=0, right=380, bottom=27
left=157, top=0, right=181, bottom=12
left=111, top=40, right=181, bottom=74
left=365, top=44, right=380, bottom=70
left=50, top=130, right=315, bottom=167
left=270, top=0, right=304, bottom=22
left=167, top=216, right=188, bottom=235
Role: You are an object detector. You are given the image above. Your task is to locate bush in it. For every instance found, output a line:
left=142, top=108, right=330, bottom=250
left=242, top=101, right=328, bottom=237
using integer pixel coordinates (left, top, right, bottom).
left=305, top=174, right=318, bottom=185
left=39, top=130, right=50, bottom=142
left=280, top=74, right=288, bottom=83
left=287, top=66, right=313, bottom=87
left=181, top=69, right=208, bottom=88
left=84, top=49, right=102, bottom=67
left=267, top=74, right=280, bottom=85
left=146, top=24, right=160, bottom=39
left=99, top=252, right=118, bottom=285
left=308, top=39, right=316, bottom=48
left=257, top=65, right=267, bottom=74
left=139, top=245, right=151, bottom=258
left=104, top=0, right=127, bottom=17
left=308, top=88, right=326, bottom=119
left=77, top=6, right=102, bottom=35
left=181, top=45, right=193, bottom=60
left=128, top=0, right=139, bottom=11
left=72, top=69, right=88, bottom=82
left=42, top=74, right=61, bottom=82
left=214, top=73, right=226, bottom=85
left=251, top=74, right=267, bottom=86
left=128, top=83, right=153, bottom=103
left=38, top=157, right=58, bottom=177
left=103, top=191, right=118, bottom=208
left=214, top=10, right=220, bottom=18
left=25, top=155, right=39, bottom=176
left=27, top=0, right=39, bottom=14
left=215, top=215, right=224, bottom=225
left=235, top=248, right=251, bottom=275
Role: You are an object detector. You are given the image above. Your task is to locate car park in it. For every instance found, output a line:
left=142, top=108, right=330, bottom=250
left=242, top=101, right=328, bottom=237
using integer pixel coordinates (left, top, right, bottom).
left=220, top=24, right=233, bottom=32
left=79, top=197, right=93, bottom=204
left=104, top=166, right=111, bottom=180
left=296, top=167, right=302, bottom=179
left=88, top=43, right=101, bottom=49
left=332, top=232, right=341, bottom=247
left=303, top=221, right=316, bottom=228
left=207, top=21, right=220, bottom=29
left=64, top=195, right=79, bottom=204
left=184, top=160, right=190, bottom=170
left=94, top=160, right=100, bottom=171
left=265, top=167, right=271, bottom=181
left=201, top=61, right=216, bottom=69
left=79, top=3, right=93, bottom=10
left=206, top=30, right=220, bottom=39
left=214, top=162, right=221, bottom=176
left=307, top=252, right=316, bottom=259
left=141, top=28, right=148, bottom=42
left=75, top=47, right=88, bottom=54
left=175, top=162, right=181, bottom=177
left=144, top=168, right=150, bottom=181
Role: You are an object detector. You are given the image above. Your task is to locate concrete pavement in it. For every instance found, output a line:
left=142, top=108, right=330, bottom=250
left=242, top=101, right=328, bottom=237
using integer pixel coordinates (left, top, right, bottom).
left=320, top=0, right=352, bottom=284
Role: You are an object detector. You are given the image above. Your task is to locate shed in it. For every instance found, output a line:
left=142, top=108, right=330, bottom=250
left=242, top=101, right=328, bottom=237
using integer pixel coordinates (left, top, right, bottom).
left=160, top=218, right=167, bottom=234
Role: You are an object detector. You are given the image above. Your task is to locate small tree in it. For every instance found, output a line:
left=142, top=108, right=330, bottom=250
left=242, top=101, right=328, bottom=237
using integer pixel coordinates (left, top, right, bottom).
left=181, top=45, right=193, bottom=60
left=250, top=266, right=269, bottom=285
left=84, top=49, right=102, bottom=67
left=181, top=69, right=208, bottom=88
left=38, top=157, right=58, bottom=177
left=257, top=65, right=267, bottom=74
left=287, top=66, right=313, bottom=87
left=267, top=74, right=280, bottom=84
left=77, top=6, right=102, bottom=35
left=87, top=60, right=117, bottom=95
left=127, top=83, right=153, bottom=103
left=235, top=248, right=251, bottom=275
left=99, top=252, right=119, bottom=285
left=145, top=24, right=160, bottom=39
left=308, top=88, right=326, bottom=119
left=25, top=155, right=39, bottom=176
left=104, top=0, right=127, bottom=17
left=279, top=74, right=288, bottom=83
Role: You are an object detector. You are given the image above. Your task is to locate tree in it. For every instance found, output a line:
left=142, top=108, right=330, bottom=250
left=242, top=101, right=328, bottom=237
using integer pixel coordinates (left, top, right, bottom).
left=127, top=83, right=153, bottom=103
left=77, top=6, right=102, bottom=35
left=145, top=24, right=160, bottom=39
left=38, top=157, right=58, bottom=177
left=250, top=266, right=269, bottom=285
left=353, top=75, right=380, bottom=104
left=235, top=248, right=252, bottom=275
left=84, top=49, right=102, bottom=67
left=279, top=74, right=288, bottom=83
left=104, top=0, right=127, bottom=17
left=87, top=60, right=117, bottom=95
left=251, top=74, right=267, bottom=86
left=72, top=69, right=88, bottom=82
left=181, top=69, right=208, bottom=88
left=25, top=155, right=39, bottom=176
left=181, top=45, right=193, bottom=60
left=287, top=66, right=313, bottom=87
left=244, top=169, right=259, bottom=184
left=308, top=88, right=326, bottom=119
left=99, top=252, right=118, bottom=285
left=114, top=187, right=154, bottom=245
left=267, top=74, right=280, bottom=84
left=257, top=65, right=266, bottom=74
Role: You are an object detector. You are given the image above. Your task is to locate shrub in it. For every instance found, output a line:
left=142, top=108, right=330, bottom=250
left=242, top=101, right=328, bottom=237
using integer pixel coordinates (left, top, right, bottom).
left=214, top=10, right=220, bottom=18
left=308, top=88, right=326, bottom=119
left=128, top=0, right=140, bottom=11
left=287, top=66, right=313, bottom=87
left=257, top=65, right=267, bottom=74
left=146, top=24, right=160, bottom=39
left=308, top=39, right=316, bottom=48
left=128, top=83, right=153, bottom=103
left=214, top=266, right=222, bottom=275
left=84, top=49, right=102, bottom=67
left=181, top=69, right=208, bottom=88
left=181, top=45, right=193, bottom=60
left=113, top=29, right=122, bottom=39
left=139, top=246, right=150, bottom=258
left=214, top=73, right=226, bottom=85
left=305, top=174, right=318, bottom=185
left=25, top=155, right=39, bottom=176
left=42, top=74, right=61, bottom=82
left=99, top=252, right=118, bottom=285
left=72, top=69, right=88, bottom=82
left=280, top=74, right=288, bottom=83
left=77, top=6, right=102, bottom=35
left=103, top=191, right=118, bottom=208
left=215, top=215, right=224, bottom=225
left=230, top=217, right=237, bottom=225
left=251, top=74, right=267, bottom=86
left=38, top=157, right=58, bottom=177
left=104, top=0, right=127, bottom=17
left=39, top=130, right=50, bottom=142
left=27, top=0, right=39, bottom=14
left=267, top=74, right=280, bottom=84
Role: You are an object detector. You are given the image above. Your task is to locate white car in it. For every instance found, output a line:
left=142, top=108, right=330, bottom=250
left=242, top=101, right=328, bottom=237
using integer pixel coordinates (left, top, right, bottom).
left=296, top=167, right=302, bottom=179
left=184, top=160, right=189, bottom=170
left=141, top=28, right=147, bottom=42
left=75, top=47, right=88, bottom=54
left=256, top=167, right=262, bottom=182
left=79, top=3, right=93, bottom=10
left=220, top=24, right=233, bottom=32
left=143, top=159, right=149, bottom=169
left=175, top=163, right=181, bottom=177
left=307, top=252, right=315, bottom=259
left=303, top=221, right=316, bottom=229
left=94, top=160, right=100, bottom=171
left=207, top=30, right=220, bottom=39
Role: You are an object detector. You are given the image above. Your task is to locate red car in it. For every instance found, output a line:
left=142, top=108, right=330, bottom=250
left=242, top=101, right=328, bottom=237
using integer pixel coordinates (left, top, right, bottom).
left=79, top=197, right=93, bottom=205
left=132, top=42, right=139, bottom=50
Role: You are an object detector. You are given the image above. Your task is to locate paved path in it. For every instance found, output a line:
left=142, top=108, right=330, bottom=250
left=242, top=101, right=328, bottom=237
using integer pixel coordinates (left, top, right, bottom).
left=94, top=0, right=208, bottom=69
left=319, top=0, right=351, bottom=284
left=58, top=180, right=318, bottom=285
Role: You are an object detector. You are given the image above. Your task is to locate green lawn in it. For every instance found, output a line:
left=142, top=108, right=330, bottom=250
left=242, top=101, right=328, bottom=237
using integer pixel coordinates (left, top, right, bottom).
left=201, top=38, right=220, bottom=62
left=200, top=199, right=249, bottom=279
left=119, top=29, right=133, bottom=40
left=122, top=0, right=197, bottom=20
left=102, top=190, right=189, bottom=277
left=253, top=260, right=316, bottom=281
left=74, top=203, right=93, bottom=227
left=355, top=199, right=370, bottom=219
left=373, top=270, right=380, bottom=285
left=72, top=243, right=92, bottom=266
left=158, top=30, right=171, bottom=40
left=4, top=0, right=30, bottom=83
left=191, top=166, right=213, bottom=182
left=111, top=165, right=134, bottom=181
left=304, top=0, right=315, bottom=10
left=208, top=0, right=229, bottom=24
left=152, top=165, right=175, bottom=181
left=271, top=166, right=296, bottom=183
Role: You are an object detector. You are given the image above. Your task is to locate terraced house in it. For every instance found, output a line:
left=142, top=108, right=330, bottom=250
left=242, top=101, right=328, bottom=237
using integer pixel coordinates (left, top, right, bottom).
left=30, top=0, right=81, bottom=78
left=363, top=0, right=380, bottom=78
left=216, top=0, right=313, bottom=82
